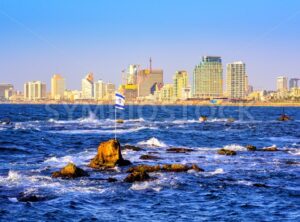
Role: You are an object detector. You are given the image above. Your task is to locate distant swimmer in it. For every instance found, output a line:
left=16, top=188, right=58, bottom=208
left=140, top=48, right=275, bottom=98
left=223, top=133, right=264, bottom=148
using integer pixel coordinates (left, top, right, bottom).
left=199, top=116, right=207, bottom=123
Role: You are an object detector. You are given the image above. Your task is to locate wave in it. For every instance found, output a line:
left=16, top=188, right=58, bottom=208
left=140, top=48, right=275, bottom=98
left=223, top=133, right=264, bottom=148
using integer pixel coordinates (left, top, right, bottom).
left=130, top=181, right=162, bottom=192
left=49, top=126, right=150, bottom=135
left=138, top=137, right=167, bottom=147
left=223, top=144, right=247, bottom=151
left=289, top=150, right=300, bottom=156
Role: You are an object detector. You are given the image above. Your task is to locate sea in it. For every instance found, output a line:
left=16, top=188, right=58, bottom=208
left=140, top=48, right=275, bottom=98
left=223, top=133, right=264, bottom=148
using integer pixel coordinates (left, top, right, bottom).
left=0, top=104, right=299, bottom=221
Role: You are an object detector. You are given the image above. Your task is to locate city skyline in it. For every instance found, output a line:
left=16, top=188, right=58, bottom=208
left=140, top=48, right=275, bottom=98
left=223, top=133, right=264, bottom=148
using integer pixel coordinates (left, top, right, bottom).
left=1, top=0, right=300, bottom=91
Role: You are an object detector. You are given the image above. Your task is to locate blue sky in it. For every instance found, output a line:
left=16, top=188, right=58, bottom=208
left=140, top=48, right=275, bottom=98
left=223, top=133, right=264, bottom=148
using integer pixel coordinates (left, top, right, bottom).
left=1, top=0, right=300, bottom=90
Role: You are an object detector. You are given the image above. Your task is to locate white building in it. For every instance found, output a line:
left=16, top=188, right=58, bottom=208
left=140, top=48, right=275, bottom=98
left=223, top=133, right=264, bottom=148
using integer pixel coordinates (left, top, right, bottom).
left=94, top=80, right=106, bottom=100
left=24, top=81, right=46, bottom=101
left=81, top=73, right=94, bottom=99
left=277, top=76, right=288, bottom=92
left=51, top=74, right=65, bottom=100
left=226, top=61, right=246, bottom=99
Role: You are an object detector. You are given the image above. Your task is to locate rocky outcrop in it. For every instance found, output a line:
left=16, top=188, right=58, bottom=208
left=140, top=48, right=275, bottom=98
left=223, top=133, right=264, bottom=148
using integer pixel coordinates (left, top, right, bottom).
left=127, top=164, right=204, bottom=173
left=139, top=155, right=161, bottom=160
left=52, top=163, right=88, bottom=179
left=124, top=170, right=150, bottom=183
left=166, top=148, right=195, bottom=153
left=246, top=145, right=257, bottom=151
left=217, top=149, right=237, bottom=156
left=89, top=139, right=131, bottom=169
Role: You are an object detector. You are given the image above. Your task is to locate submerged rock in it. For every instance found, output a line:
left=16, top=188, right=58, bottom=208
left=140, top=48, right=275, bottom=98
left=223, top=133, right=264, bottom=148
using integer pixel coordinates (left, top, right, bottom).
left=139, top=154, right=161, bottom=160
left=127, top=164, right=204, bottom=173
left=18, top=193, right=48, bottom=202
left=166, top=148, right=195, bottom=153
left=253, top=183, right=269, bottom=188
left=52, top=163, right=88, bottom=179
left=122, top=145, right=143, bottom=151
left=246, top=145, right=257, bottom=151
left=89, top=139, right=131, bottom=169
left=124, top=171, right=150, bottom=183
left=217, top=149, right=237, bottom=156
left=127, top=165, right=161, bottom=173
left=107, top=177, right=118, bottom=183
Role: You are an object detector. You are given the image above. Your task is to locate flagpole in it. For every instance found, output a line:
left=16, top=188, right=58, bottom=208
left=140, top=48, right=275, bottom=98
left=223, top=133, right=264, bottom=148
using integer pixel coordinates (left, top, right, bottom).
left=114, top=105, right=117, bottom=141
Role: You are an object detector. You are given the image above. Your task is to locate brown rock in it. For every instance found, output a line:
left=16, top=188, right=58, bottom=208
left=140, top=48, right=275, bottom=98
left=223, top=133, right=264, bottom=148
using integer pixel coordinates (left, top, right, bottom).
left=52, top=163, right=88, bottom=179
left=191, top=164, right=204, bottom=172
left=139, top=155, right=161, bottom=160
left=124, top=171, right=150, bottom=183
left=127, top=165, right=161, bottom=173
left=166, top=148, right=195, bottom=153
left=262, top=146, right=278, bottom=152
left=246, top=145, right=257, bottom=151
left=162, top=164, right=189, bottom=172
left=217, top=149, right=237, bottom=156
left=123, top=145, right=143, bottom=151
left=89, top=139, right=131, bottom=169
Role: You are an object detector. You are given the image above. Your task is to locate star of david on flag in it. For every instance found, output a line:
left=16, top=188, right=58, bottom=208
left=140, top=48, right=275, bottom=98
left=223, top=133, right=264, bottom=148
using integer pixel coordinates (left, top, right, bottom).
left=115, top=93, right=125, bottom=110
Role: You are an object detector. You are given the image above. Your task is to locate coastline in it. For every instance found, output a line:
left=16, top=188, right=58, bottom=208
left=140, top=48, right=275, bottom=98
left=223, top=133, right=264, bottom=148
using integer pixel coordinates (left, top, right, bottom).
left=1, top=101, right=300, bottom=107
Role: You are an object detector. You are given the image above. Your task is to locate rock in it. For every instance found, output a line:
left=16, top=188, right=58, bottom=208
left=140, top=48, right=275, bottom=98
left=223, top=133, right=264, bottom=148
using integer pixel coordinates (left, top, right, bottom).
left=217, top=149, right=237, bottom=156
left=127, top=165, right=161, bottom=173
left=246, top=145, right=257, bottom=151
left=227, top=118, right=235, bottom=123
left=139, top=155, right=161, bottom=160
left=285, top=160, right=299, bottom=165
left=89, top=139, right=131, bottom=169
left=52, top=163, right=88, bottom=179
left=124, top=171, right=150, bottom=183
left=116, top=119, right=124, bottom=124
left=18, top=194, right=47, bottom=202
left=262, top=146, right=278, bottom=152
left=162, top=164, right=190, bottom=172
left=107, top=177, right=118, bottom=183
left=166, top=148, right=194, bottom=153
left=123, top=145, right=143, bottom=151
left=253, top=183, right=269, bottom=188
left=190, top=164, right=204, bottom=172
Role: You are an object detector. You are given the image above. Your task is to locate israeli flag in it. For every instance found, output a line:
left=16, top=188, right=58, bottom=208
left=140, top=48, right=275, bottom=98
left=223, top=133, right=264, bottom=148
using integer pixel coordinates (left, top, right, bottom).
left=115, top=93, right=125, bottom=110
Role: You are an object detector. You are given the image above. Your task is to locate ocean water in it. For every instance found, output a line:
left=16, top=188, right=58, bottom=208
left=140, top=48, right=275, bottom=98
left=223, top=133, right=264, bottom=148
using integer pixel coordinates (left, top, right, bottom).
left=0, top=104, right=299, bottom=221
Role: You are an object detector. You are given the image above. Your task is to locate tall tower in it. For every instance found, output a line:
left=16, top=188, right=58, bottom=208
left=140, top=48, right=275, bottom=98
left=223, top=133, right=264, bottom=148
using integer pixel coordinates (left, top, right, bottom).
left=193, top=56, right=223, bottom=98
left=277, top=76, right=288, bottom=92
left=51, top=74, right=65, bottom=100
left=226, top=61, right=246, bottom=99
left=149, top=57, right=152, bottom=72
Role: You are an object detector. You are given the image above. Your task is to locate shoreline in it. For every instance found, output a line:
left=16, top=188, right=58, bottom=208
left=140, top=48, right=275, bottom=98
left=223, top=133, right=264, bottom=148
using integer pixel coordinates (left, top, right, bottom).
left=1, top=101, right=300, bottom=107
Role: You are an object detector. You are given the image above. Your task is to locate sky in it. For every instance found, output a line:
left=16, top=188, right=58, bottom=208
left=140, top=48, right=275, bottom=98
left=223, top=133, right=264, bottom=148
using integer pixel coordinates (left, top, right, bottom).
left=0, top=0, right=300, bottom=91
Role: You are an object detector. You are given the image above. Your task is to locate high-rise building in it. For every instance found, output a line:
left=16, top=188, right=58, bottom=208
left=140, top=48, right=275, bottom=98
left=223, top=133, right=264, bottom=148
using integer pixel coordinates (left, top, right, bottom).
left=81, top=73, right=94, bottom=99
left=137, top=69, right=163, bottom=97
left=193, top=56, right=223, bottom=98
left=51, top=74, right=65, bottom=100
left=289, top=78, right=299, bottom=89
left=0, top=84, right=13, bottom=100
left=103, top=83, right=116, bottom=101
left=173, top=71, right=188, bottom=100
left=276, top=76, right=288, bottom=92
left=226, top=61, right=246, bottom=99
left=127, top=65, right=138, bottom=84
left=94, top=80, right=106, bottom=100
left=24, top=81, right=46, bottom=100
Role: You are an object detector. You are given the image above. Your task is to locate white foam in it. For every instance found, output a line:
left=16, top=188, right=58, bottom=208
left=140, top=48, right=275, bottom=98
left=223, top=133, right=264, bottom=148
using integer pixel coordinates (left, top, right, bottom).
left=51, top=126, right=148, bottom=135
left=223, top=144, right=247, bottom=151
left=138, top=137, right=167, bottom=147
left=204, top=168, right=224, bottom=176
left=289, top=150, right=300, bottom=156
